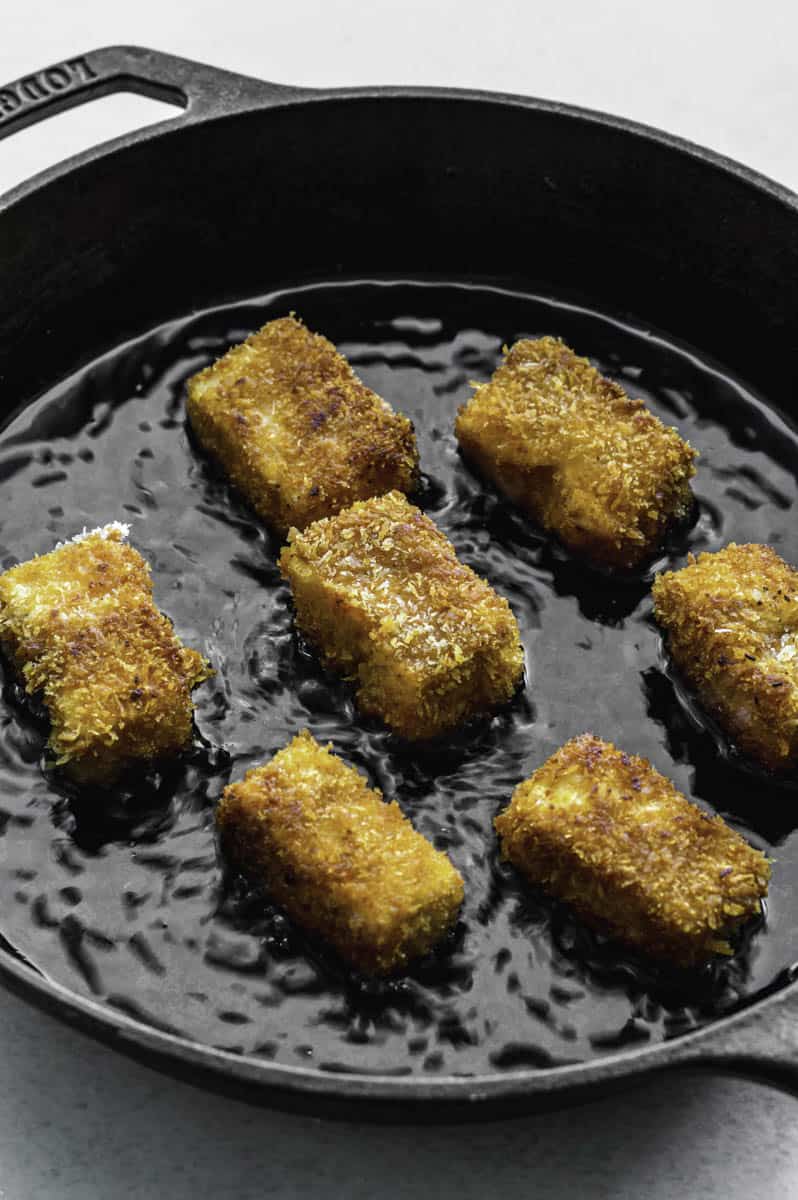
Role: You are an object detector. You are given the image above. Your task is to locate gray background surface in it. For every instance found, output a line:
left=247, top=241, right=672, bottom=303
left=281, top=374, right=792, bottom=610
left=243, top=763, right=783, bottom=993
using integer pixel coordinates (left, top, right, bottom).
left=1, top=2, right=797, bottom=1195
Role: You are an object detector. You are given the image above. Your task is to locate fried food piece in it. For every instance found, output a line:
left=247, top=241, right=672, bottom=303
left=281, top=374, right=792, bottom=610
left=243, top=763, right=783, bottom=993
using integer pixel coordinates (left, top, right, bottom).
left=279, top=491, right=524, bottom=739
left=455, top=336, right=697, bottom=568
left=217, top=730, right=464, bottom=974
left=495, top=734, right=769, bottom=965
left=653, top=543, right=798, bottom=771
left=186, top=315, right=419, bottom=533
left=0, top=523, right=211, bottom=785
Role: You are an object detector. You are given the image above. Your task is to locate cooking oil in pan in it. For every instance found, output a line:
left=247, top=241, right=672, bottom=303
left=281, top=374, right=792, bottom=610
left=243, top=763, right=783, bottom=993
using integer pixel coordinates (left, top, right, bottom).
left=0, top=279, right=796, bottom=1077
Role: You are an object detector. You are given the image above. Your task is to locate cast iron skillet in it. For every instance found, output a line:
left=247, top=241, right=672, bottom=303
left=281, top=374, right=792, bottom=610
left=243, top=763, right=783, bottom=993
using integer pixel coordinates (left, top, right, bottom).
left=1, top=45, right=798, bottom=1120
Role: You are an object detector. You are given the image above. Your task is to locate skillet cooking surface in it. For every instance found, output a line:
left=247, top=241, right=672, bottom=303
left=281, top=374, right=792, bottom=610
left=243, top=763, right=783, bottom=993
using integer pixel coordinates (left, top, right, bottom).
left=0, top=278, right=796, bottom=1080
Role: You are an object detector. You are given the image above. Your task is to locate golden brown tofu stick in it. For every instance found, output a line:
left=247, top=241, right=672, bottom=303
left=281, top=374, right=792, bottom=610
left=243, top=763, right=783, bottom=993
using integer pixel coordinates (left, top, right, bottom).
left=279, top=491, right=524, bottom=739
left=495, top=734, right=769, bottom=965
left=186, top=315, right=419, bottom=533
left=653, top=543, right=798, bottom=771
left=217, top=730, right=464, bottom=974
left=0, top=524, right=211, bottom=785
left=455, top=336, right=697, bottom=568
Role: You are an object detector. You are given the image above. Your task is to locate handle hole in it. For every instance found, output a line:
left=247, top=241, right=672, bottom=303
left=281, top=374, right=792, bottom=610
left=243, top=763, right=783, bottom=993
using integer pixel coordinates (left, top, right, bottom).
left=0, top=91, right=183, bottom=194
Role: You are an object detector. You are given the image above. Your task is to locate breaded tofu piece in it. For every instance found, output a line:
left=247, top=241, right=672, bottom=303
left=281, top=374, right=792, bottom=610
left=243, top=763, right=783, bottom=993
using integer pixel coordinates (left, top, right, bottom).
left=653, top=543, right=798, bottom=771
left=495, top=734, right=770, bottom=965
left=186, top=315, right=419, bottom=533
left=455, top=336, right=697, bottom=568
left=279, top=491, right=524, bottom=739
left=217, top=730, right=464, bottom=974
left=0, top=523, right=211, bottom=785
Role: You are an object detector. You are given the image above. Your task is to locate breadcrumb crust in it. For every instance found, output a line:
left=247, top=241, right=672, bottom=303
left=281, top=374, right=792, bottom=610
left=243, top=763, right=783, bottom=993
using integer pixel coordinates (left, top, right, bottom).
left=653, top=543, right=798, bottom=770
left=217, top=730, right=464, bottom=974
left=279, top=491, right=524, bottom=738
left=495, top=734, right=769, bottom=965
left=186, top=315, right=419, bottom=533
left=455, top=336, right=697, bottom=568
left=0, top=527, right=211, bottom=785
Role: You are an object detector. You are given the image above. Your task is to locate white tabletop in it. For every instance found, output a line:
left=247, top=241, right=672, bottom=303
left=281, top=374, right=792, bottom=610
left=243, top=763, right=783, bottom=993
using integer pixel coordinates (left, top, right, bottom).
left=1, top=3, right=797, bottom=1195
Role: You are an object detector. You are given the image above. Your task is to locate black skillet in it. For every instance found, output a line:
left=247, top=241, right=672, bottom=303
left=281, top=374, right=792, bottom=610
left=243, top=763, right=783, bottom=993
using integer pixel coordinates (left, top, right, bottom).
left=1, top=46, right=798, bottom=1120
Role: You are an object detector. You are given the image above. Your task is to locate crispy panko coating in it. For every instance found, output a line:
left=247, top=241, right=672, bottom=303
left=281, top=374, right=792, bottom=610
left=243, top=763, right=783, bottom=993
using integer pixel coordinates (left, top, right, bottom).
left=217, top=730, right=464, bottom=974
left=653, top=543, right=798, bottom=771
left=279, top=491, right=524, bottom=739
left=455, top=336, right=697, bottom=568
left=186, top=315, right=419, bottom=533
left=495, top=734, right=769, bottom=965
left=0, top=524, right=211, bottom=785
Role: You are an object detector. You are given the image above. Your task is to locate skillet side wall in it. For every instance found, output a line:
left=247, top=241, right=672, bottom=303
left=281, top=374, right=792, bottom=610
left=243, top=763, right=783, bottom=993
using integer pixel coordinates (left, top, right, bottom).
left=1, top=97, right=798, bottom=413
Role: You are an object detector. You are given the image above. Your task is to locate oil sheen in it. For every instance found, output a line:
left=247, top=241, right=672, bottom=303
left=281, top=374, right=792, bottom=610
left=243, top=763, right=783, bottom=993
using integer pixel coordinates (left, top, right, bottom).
left=0, top=279, right=796, bottom=1078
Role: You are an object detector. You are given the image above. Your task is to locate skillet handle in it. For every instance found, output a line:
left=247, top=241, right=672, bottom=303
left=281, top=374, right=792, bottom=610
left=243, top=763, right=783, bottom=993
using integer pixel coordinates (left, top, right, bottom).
left=676, top=983, right=798, bottom=1097
left=0, top=44, right=296, bottom=143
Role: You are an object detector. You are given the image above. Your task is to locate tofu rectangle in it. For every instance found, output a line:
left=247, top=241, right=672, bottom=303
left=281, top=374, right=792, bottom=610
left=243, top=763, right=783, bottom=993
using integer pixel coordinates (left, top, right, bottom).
left=217, top=730, right=464, bottom=974
left=653, top=543, right=798, bottom=770
left=0, top=524, right=210, bottom=785
left=186, top=315, right=419, bottom=534
left=455, top=336, right=696, bottom=568
left=495, top=734, right=769, bottom=965
left=279, top=490, right=524, bottom=739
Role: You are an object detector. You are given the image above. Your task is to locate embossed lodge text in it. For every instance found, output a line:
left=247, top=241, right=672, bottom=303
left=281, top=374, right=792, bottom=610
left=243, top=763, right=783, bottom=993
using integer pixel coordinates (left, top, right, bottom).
left=0, top=57, right=98, bottom=121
